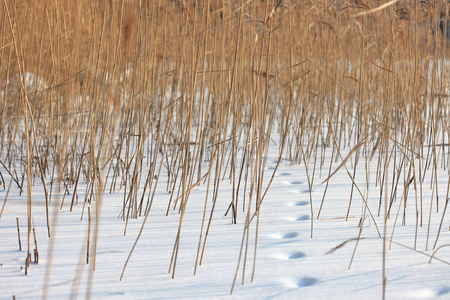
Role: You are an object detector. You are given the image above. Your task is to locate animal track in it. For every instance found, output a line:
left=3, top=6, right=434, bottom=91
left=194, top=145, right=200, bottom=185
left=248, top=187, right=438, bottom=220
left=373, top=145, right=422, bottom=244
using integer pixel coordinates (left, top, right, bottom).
left=272, top=174, right=318, bottom=292
left=273, top=189, right=318, bottom=291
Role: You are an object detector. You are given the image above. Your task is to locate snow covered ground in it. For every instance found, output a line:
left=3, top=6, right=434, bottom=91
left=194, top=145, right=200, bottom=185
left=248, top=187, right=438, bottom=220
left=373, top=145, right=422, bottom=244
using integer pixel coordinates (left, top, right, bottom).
left=2, top=140, right=450, bottom=299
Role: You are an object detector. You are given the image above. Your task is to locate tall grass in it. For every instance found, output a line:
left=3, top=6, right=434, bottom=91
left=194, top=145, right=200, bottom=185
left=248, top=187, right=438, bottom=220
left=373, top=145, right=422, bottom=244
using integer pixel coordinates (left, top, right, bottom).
left=1, top=0, right=450, bottom=297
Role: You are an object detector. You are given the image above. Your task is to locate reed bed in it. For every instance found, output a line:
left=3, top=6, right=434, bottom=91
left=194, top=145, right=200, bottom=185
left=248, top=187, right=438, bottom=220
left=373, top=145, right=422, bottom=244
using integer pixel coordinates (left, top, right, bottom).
left=1, top=0, right=450, bottom=297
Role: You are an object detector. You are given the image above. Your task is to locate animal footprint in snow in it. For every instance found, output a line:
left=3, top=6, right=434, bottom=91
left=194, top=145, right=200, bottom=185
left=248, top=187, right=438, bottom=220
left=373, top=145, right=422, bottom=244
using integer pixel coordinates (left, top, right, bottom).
left=297, top=277, right=318, bottom=287
left=286, top=200, right=309, bottom=206
left=438, top=286, right=450, bottom=296
left=280, top=180, right=303, bottom=185
left=274, top=251, right=306, bottom=260
left=277, top=172, right=292, bottom=176
left=288, top=251, right=306, bottom=259
left=290, top=181, right=303, bottom=185
left=272, top=232, right=299, bottom=239
left=283, top=276, right=318, bottom=288
left=282, top=232, right=298, bottom=239
left=296, top=215, right=310, bottom=221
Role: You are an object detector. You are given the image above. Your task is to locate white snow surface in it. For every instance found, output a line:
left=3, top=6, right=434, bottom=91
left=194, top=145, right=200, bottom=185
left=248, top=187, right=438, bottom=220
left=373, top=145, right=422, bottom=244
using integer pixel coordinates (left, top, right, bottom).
left=2, top=140, right=450, bottom=299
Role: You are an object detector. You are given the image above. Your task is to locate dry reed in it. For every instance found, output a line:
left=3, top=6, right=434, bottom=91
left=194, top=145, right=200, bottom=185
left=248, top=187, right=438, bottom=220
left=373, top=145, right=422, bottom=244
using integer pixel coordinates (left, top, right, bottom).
left=1, top=0, right=450, bottom=298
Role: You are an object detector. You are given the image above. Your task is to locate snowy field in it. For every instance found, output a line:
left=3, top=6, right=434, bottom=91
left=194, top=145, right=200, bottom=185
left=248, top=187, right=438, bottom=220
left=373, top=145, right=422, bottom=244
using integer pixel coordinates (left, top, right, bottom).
left=2, top=137, right=450, bottom=300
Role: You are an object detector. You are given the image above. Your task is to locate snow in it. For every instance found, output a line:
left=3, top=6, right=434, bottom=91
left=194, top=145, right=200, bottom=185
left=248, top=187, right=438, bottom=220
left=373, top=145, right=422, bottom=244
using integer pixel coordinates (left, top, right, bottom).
left=2, top=138, right=450, bottom=299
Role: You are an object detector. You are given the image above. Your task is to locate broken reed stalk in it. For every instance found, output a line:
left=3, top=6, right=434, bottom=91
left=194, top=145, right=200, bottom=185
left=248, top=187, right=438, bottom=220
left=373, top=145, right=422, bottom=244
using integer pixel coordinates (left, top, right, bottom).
left=87, top=207, right=91, bottom=264
left=0, top=178, right=13, bottom=219
left=16, top=217, right=21, bottom=251
left=33, top=227, right=39, bottom=263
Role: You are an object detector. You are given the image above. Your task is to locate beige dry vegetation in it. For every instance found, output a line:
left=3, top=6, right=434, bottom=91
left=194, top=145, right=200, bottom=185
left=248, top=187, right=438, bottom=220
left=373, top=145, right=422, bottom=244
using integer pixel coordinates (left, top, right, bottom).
left=2, top=0, right=450, bottom=296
